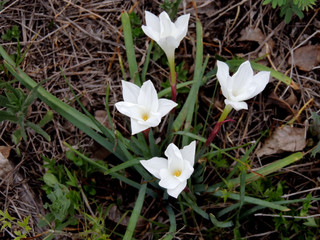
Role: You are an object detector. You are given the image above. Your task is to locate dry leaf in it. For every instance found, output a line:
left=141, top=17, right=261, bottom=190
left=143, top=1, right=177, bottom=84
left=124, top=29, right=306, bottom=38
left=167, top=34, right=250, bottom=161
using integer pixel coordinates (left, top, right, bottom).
left=95, top=110, right=110, bottom=128
left=0, top=152, right=13, bottom=178
left=0, top=146, right=11, bottom=159
left=238, top=26, right=274, bottom=56
left=238, top=26, right=265, bottom=42
left=256, top=125, right=306, bottom=157
left=288, top=45, right=320, bottom=72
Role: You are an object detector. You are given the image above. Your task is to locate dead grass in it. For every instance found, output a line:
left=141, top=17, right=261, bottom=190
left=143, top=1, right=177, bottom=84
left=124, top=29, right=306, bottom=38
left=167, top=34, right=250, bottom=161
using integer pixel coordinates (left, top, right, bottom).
left=0, top=0, right=320, bottom=239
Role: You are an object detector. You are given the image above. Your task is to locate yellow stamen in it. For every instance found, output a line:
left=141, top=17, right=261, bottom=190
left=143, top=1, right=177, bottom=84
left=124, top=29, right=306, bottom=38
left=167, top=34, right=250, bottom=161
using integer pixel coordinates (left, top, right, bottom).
left=173, top=170, right=181, bottom=177
left=142, top=113, right=149, bottom=121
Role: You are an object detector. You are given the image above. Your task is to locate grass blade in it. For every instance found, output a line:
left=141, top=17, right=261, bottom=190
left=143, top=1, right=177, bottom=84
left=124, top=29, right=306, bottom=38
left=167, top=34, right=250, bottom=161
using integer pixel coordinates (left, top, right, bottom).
left=212, top=190, right=290, bottom=211
left=123, top=183, right=147, bottom=240
left=162, top=205, right=177, bottom=240
left=172, top=20, right=203, bottom=132
left=121, top=11, right=141, bottom=86
left=209, top=214, right=233, bottom=228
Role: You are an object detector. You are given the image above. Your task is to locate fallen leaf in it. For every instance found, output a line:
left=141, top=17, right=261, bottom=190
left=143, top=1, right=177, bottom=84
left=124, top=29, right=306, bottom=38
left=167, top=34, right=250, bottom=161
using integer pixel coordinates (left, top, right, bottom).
left=0, top=152, right=13, bottom=178
left=256, top=125, right=306, bottom=157
left=0, top=146, right=11, bottom=159
left=288, top=45, right=320, bottom=72
left=95, top=110, right=110, bottom=128
left=238, top=26, right=265, bottom=42
left=238, top=26, right=274, bottom=56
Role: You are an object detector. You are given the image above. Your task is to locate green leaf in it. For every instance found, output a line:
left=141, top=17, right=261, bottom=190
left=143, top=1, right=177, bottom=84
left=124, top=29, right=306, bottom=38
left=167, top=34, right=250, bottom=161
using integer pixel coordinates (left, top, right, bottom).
left=212, top=190, right=290, bottom=211
left=0, top=110, right=18, bottom=122
left=43, top=172, right=60, bottom=188
left=121, top=11, right=141, bottom=86
left=26, top=121, right=51, bottom=141
left=162, top=205, right=177, bottom=240
left=123, top=184, right=147, bottom=240
left=303, top=217, right=318, bottom=227
left=172, top=20, right=204, bottom=132
left=209, top=214, right=234, bottom=228
left=38, top=110, right=53, bottom=127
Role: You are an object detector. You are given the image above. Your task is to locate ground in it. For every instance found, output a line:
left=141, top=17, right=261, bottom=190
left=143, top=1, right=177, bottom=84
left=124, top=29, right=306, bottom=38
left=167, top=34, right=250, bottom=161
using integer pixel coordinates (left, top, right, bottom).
left=0, top=0, right=320, bottom=239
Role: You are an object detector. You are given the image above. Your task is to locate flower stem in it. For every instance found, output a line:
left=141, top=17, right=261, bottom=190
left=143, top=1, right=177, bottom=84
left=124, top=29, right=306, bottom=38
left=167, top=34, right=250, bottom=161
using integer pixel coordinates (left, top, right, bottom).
left=218, top=104, right=233, bottom=122
left=168, top=57, right=177, bottom=102
left=142, top=128, right=150, bottom=143
left=205, top=105, right=233, bottom=146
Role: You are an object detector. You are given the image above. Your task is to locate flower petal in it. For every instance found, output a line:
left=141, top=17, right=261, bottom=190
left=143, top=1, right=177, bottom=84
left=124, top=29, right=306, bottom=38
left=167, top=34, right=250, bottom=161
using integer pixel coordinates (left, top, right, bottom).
left=140, top=157, right=168, bottom=179
left=225, top=99, right=248, bottom=111
left=159, top=168, right=181, bottom=189
left=159, top=11, right=175, bottom=38
left=178, top=161, right=194, bottom=180
left=142, top=25, right=160, bottom=42
left=180, top=141, right=196, bottom=167
left=138, top=80, right=159, bottom=112
left=145, top=11, right=160, bottom=33
left=167, top=181, right=187, bottom=198
left=137, top=112, right=161, bottom=127
left=157, top=99, right=177, bottom=117
left=131, top=118, right=149, bottom=135
left=231, top=61, right=254, bottom=92
left=158, top=36, right=177, bottom=60
left=115, top=102, right=143, bottom=120
left=216, top=61, right=231, bottom=99
left=121, top=80, right=140, bottom=103
left=174, top=13, right=190, bottom=42
left=246, top=71, right=270, bottom=99
left=165, top=143, right=184, bottom=171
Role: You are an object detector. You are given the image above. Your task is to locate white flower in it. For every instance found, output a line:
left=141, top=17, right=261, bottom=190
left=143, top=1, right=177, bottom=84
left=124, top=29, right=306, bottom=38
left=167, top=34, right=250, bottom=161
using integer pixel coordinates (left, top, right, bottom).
left=217, top=60, right=270, bottom=111
left=142, top=11, right=190, bottom=60
left=115, top=80, right=177, bottom=135
left=140, top=141, right=196, bottom=198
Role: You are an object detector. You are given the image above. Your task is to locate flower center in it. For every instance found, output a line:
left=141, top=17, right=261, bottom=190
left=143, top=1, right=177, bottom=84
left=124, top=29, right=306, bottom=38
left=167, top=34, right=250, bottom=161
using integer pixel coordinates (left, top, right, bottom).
left=173, top=170, right=181, bottom=177
left=142, top=113, right=149, bottom=121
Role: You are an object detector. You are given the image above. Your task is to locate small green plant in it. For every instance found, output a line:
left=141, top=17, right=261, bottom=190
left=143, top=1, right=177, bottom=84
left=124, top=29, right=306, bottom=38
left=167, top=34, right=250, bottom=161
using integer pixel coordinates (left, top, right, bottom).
left=273, top=194, right=319, bottom=239
left=1, top=25, right=25, bottom=65
left=129, top=12, right=144, bottom=38
left=263, top=0, right=317, bottom=23
left=0, top=209, right=32, bottom=240
left=0, top=82, right=52, bottom=155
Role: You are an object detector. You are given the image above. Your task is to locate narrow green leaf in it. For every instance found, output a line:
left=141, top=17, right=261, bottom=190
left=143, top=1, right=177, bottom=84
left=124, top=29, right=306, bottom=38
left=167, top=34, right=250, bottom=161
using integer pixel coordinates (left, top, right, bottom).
left=172, top=20, right=203, bottom=131
left=0, top=95, right=9, bottom=107
left=227, top=152, right=304, bottom=187
left=121, top=11, right=141, bottom=86
left=26, top=121, right=51, bottom=141
left=0, top=110, right=18, bottom=122
left=212, top=190, right=290, bottom=211
left=162, top=205, right=177, bottom=240
left=123, top=184, right=147, bottom=240
left=158, top=80, right=195, bottom=98
left=38, top=110, right=53, bottom=127
left=141, top=40, right=153, bottom=83
left=182, top=192, right=209, bottom=219
left=209, top=214, right=233, bottom=228
left=64, top=142, right=140, bottom=175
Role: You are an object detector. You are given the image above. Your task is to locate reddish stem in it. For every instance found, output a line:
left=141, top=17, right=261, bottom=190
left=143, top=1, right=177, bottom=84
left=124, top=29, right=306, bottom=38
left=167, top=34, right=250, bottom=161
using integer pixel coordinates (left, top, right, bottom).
left=142, top=128, right=150, bottom=142
left=169, top=72, right=177, bottom=102
left=205, top=118, right=234, bottom=147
